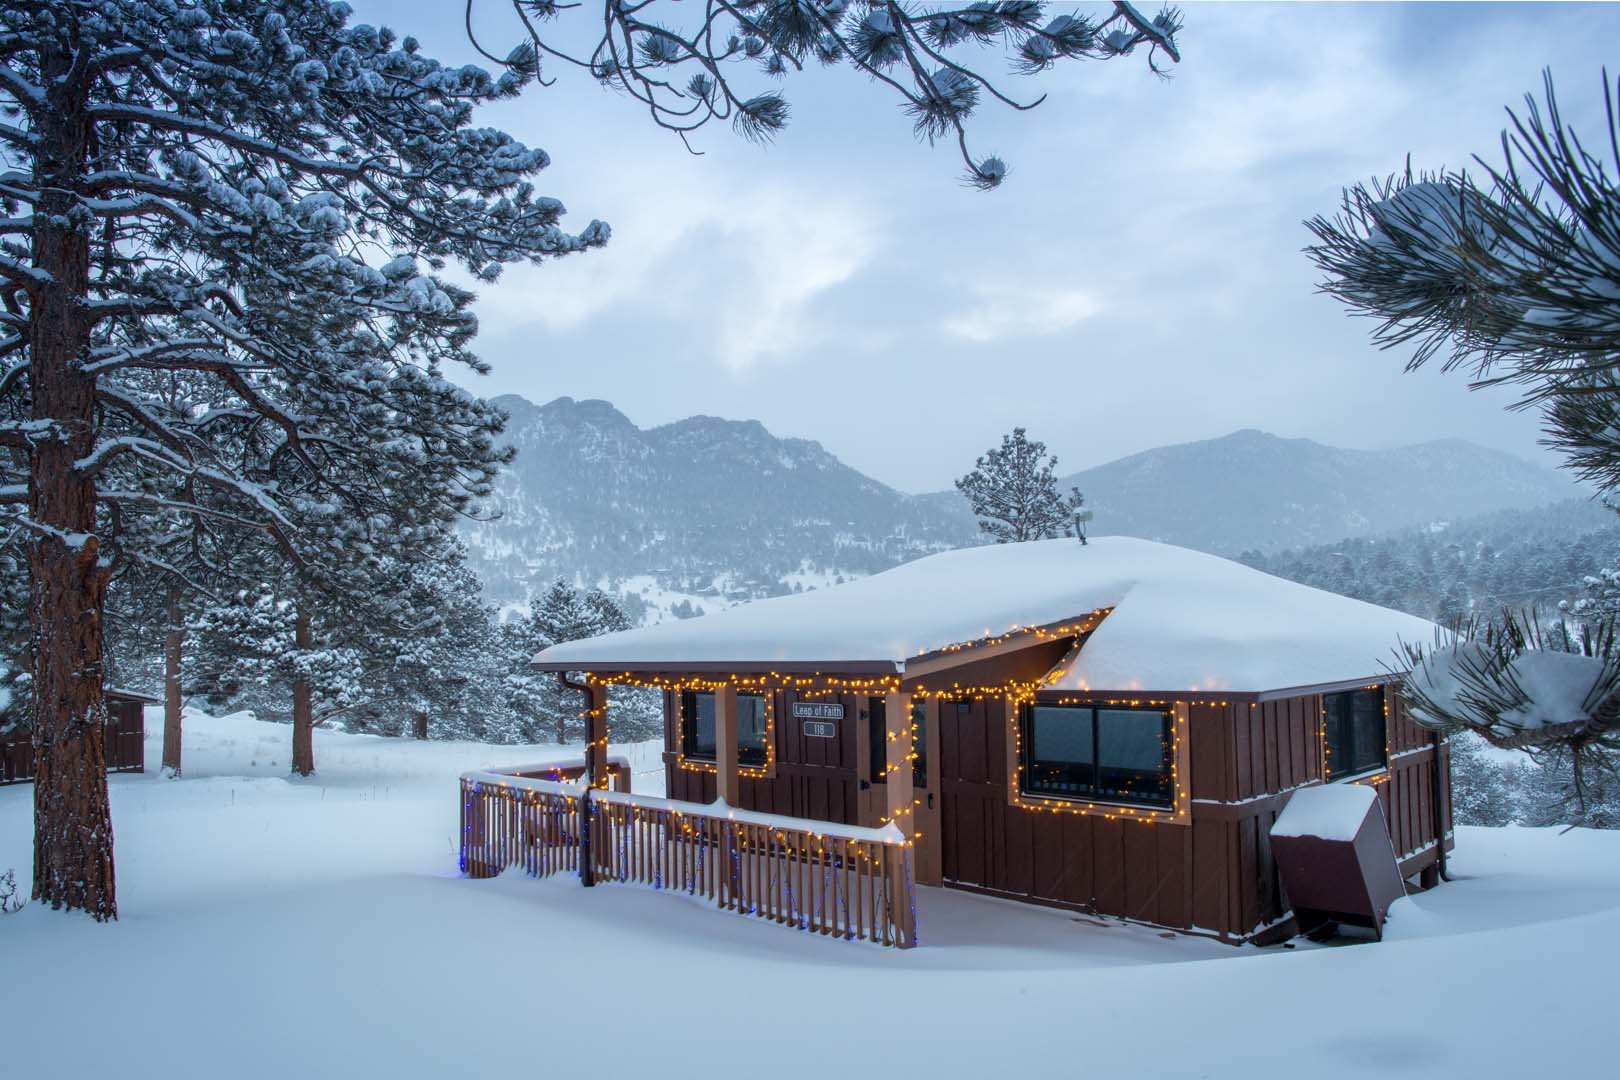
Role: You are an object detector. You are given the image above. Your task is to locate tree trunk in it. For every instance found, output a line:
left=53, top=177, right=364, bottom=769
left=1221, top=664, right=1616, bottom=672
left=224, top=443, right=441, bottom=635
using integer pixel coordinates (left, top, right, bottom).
left=162, top=585, right=183, bottom=778
left=556, top=711, right=567, bottom=746
left=28, top=51, right=116, bottom=919
left=412, top=711, right=428, bottom=740
left=291, top=604, right=314, bottom=777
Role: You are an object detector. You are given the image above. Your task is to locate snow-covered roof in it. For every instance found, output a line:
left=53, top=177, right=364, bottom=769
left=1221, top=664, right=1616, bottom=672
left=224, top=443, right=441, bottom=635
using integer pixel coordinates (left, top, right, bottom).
left=532, top=537, right=1438, bottom=693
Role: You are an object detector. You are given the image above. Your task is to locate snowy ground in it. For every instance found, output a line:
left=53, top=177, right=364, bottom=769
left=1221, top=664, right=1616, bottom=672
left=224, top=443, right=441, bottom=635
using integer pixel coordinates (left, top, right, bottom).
left=2, top=710, right=1616, bottom=1079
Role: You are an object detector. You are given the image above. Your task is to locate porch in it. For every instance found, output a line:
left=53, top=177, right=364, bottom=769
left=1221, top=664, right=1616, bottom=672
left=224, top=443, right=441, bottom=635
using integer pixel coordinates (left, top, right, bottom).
left=460, top=681, right=922, bottom=947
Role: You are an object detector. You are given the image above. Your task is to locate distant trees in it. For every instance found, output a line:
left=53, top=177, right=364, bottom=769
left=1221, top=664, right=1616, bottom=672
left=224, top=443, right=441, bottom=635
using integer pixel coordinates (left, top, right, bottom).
left=500, top=580, right=659, bottom=744
left=956, top=428, right=1085, bottom=542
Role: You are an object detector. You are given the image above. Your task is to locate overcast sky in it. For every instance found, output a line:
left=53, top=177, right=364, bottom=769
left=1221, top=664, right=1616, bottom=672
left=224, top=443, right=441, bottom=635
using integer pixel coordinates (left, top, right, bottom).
left=355, top=1, right=1620, bottom=493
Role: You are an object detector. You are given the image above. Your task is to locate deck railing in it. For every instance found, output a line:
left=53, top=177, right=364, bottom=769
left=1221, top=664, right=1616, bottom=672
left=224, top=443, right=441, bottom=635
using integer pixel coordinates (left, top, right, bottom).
left=459, top=764, right=916, bottom=947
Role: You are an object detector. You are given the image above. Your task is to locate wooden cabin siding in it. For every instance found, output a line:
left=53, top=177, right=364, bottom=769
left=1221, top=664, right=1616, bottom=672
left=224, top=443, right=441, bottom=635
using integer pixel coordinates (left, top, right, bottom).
left=653, top=676, right=1453, bottom=942
left=662, top=688, right=862, bottom=825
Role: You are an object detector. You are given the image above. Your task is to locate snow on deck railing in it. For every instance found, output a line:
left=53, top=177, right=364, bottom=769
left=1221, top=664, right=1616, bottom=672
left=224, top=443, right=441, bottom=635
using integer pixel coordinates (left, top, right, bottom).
left=459, top=762, right=917, bottom=947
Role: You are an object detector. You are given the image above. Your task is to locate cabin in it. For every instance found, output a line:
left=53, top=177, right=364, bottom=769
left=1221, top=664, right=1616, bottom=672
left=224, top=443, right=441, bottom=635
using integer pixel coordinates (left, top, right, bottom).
left=463, top=537, right=1453, bottom=948
left=1, top=687, right=154, bottom=785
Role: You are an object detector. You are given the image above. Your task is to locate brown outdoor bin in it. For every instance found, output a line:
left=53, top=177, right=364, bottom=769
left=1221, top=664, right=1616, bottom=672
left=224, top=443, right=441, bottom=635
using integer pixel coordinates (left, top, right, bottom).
left=1270, top=782, right=1406, bottom=940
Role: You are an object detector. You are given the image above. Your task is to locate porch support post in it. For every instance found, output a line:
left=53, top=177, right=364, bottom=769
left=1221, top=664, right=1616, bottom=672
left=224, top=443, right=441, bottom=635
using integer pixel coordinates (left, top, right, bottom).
left=714, top=684, right=740, bottom=805
left=581, top=679, right=609, bottom=888
left=882, top=692, right=913, bottom=833
left=883, top=690, right=917, bottom=947
left=583, top=680, right=609, bottom=790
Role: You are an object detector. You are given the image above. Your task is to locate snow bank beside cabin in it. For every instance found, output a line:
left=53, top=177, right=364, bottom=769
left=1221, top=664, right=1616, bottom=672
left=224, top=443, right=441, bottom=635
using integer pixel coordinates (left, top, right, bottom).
left=534, top=537, right=1437, bottom=693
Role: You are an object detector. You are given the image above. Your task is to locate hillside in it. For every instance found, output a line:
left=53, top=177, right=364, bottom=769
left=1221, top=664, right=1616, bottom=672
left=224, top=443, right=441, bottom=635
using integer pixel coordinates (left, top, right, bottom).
left=1056, top=429, right=1582, bottom=555
left=459, top=395, right=975, bottom=611
left=463, top=398, right=1587, bottom=613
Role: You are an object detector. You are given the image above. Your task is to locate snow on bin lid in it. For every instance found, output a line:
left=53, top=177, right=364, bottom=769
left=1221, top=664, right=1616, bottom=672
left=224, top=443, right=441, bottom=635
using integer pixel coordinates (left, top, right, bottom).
left=1271, top=783, right=1379, bottom=842
left=532, top=536, right=1436, bottom=691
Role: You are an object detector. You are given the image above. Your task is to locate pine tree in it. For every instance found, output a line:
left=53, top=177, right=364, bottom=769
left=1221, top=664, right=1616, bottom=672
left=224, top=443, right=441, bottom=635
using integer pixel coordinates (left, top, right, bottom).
left=1306, top=70, right=1620, bottom=494
left=955, top=428, right=1085, bottom=543
left=0, top=3, right=604, bottom=918
left=1448, top=733, right=1519, bottom=828
left=464, top=1, right=1184, bottom=189
left=1307, top=70, right=1620, bottom=823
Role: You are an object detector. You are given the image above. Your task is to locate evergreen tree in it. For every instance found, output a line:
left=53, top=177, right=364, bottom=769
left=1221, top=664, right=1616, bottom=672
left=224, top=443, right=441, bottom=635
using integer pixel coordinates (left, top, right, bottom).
left=955, top=428, right=1085, bottom=543
left=1448, top=734, right=1519, bottom=828
left=466, top=1, right=1184, bottom=189
left=1306, top=70, right=1620, bottom=822
left=0, top=2, right=605, bottom=918
left=1306, top=71, right=1620, bottom=494
left=500, top=581, right=657, bottom=744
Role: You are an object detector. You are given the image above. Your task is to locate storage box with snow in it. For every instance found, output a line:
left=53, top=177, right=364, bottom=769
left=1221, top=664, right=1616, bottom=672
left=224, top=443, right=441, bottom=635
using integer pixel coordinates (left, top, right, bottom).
left=527, top=537, right=1456, bottom=946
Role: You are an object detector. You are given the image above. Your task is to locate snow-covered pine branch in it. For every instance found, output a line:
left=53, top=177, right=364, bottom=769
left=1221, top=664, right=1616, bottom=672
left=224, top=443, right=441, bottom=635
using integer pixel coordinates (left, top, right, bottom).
left=0, top=0, right=607, bottom=920
left=468, top=0, right=1182, bottom=189
left=1396, top=610, right=1620, bottom=821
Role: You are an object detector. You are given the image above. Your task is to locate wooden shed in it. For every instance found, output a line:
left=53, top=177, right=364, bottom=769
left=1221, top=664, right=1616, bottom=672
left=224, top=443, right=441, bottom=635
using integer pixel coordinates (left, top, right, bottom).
left=512, top=537, right=1453, bottom=946
left=1, top=687, right=154, bottom=785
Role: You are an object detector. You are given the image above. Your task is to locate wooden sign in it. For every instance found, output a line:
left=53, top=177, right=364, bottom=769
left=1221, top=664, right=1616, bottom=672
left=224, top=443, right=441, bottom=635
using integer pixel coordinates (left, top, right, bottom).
left=801, top=720, right=837, bottom=739
left=791, top=702, right=844, bottom=720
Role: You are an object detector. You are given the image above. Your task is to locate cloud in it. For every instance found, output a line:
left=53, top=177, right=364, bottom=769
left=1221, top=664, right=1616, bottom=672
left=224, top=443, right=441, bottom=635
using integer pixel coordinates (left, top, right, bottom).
left=469, top=166, right=878, bottom=371
left=943, top=283, right=1102, bottom=343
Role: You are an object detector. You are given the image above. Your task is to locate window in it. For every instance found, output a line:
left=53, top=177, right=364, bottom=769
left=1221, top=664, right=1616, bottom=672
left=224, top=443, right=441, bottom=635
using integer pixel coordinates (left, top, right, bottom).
left=868, top=697, right=928, bottom=787
left=1323, top=687, right=1386, bottom=781
left=1021, top=704, right=1173, bottom=808
left=680, top=691, right=768, bottom=767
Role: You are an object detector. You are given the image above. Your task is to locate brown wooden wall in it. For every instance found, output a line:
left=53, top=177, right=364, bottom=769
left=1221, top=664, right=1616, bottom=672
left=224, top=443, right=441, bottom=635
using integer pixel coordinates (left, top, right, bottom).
left=662, top=688, right=866, bottom=824
left=1, top=697, right=146, bottom=785
left=656, top=679, right=1454, bottom=942
left=935, top=688, right=1452, bottom=940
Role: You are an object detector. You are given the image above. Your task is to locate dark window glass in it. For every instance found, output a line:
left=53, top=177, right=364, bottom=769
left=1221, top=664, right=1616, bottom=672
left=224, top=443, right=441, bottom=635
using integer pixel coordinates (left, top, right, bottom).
left=1024, top=705, right=1095, bottom=798
left=1022, top=704, right=1173, bottom=808
left=1095, top=709, right=1174, bottom=807
left=868, top=697, right=930, bottom=787
left=738, top=693, right=768, bottom=767
left=1323, top=687, right=1386, bottom=780
left=681, top=691, right=767, bottom=765
left=911, top=699, right=928, bottom=788
left=681, top=691, right=716, bottom=761
left=868, top=697, right=886, bottom=784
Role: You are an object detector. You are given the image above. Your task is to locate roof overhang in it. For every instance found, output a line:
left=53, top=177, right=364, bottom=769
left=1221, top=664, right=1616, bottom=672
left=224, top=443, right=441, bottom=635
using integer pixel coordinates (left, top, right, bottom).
left=529, top=658, right=904, bottom=676
left=1034, top=672, right=1406, bottom=705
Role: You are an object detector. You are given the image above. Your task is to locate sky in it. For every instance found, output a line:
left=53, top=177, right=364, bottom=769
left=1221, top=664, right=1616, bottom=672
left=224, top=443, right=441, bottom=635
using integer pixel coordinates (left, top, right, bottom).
left=349, top=1, right=1620, bottom=493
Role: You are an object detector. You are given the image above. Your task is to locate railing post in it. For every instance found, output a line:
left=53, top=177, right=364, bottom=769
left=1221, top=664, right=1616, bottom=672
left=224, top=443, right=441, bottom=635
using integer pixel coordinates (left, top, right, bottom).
left=462, top=780, right=495, bottom=879
left=579, top=787, right=595, bottom=887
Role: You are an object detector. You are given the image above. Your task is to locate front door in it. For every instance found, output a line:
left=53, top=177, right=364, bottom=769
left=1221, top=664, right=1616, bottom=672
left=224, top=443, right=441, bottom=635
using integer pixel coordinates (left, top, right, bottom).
left=857, top=695, right=942, bottom=885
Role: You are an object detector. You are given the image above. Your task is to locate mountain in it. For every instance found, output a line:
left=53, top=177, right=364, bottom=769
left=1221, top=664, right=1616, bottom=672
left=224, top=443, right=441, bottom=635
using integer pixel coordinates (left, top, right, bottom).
left=459, top=396, right=976, bottom=615
left=1053, top=429, right=1583, bottom=556
left=462, top=399, right=1588, bottom=616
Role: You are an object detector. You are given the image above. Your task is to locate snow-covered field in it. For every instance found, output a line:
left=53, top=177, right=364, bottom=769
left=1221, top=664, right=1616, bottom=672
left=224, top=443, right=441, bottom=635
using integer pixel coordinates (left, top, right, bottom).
left=2, top=710, right=1616, bottom=1079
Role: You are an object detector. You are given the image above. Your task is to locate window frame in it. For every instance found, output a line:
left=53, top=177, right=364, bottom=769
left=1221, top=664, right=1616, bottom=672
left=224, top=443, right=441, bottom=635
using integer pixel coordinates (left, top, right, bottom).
left=1321, top=686, right=1388, bottom=783
left=678, top=689, right=770, bottom=771
left=1018, top=702, right=1177, bottom=811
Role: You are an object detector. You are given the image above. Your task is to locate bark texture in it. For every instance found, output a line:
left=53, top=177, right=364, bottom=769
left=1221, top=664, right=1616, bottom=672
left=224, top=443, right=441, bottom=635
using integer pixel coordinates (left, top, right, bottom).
left=162, top=586, right=183, bottom=777
left=28, top=47, right=117, bottom=919
left=291, top=604, right=314, bottom=776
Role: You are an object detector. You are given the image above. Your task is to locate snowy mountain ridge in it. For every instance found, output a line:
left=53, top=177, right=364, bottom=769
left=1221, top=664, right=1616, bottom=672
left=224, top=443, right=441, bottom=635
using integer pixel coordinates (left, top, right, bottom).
left=461, top=396, right=1584, bottom=615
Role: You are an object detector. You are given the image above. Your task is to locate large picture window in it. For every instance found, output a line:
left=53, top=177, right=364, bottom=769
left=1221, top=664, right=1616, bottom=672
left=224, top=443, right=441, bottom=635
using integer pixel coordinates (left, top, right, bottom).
left=1322, top=687, right=1386, bottom=781
left=1021, top=704, right=1173, bottom=808
left=680, top=691, right=768, bottom=767
left=867, top=697, right=928, bottom=787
